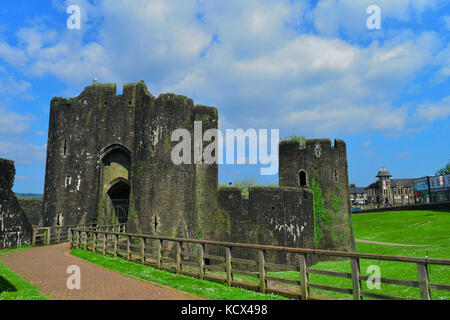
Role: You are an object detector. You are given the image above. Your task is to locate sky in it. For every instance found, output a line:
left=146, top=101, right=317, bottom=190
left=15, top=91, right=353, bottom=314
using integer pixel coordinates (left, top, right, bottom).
left=0, top=0, right=449, bottom=193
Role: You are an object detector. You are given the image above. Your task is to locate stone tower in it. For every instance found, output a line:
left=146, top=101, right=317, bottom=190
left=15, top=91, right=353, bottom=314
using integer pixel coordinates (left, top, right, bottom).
left=376, top=167, right=392, bottom=206
left=43, top=81, right=218, bottom=240
left=279, top=139, right=355, bottom=252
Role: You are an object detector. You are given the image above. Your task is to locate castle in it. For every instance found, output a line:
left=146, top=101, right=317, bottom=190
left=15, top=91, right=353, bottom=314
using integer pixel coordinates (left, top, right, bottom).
left=42, top=80, right=355, bottom=260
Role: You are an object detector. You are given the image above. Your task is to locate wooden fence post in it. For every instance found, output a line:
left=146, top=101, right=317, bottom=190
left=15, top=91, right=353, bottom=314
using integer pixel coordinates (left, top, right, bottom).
left=32, top=229, right=36, bottom=247
left=113, top=234, right=118, bottom=257
left=76, top=230, right=80, bottom=249
left=258, top=250, right=267, bottom=293
left=141, top=237, right=146, bottom=264
left=102, top=234, right=107, bottom=254
left=126, top=236, right=131, bottom=260
left=156, top=240, right=162, bottom=269
left=198, top=243, right=205, bottom=280
left=68, top=229, right=73, bottom=248
left=57, top=227, right=61, bottom=243
left=67, top=227, right=71, bottom=244
left=46, top=227, right=51, bottom=245
left=417, top=263, right=431, bottom=300
left=299, top=254, right=309, bottom=300
left=93, top=232, right=97, bottom=252
left=83, top=232, right=88, bottom=250
left=176, top=242, right=182, bottom=274
left=225, top=246, right=232, bottom=287
left=350, top=257, right=362, bottom=300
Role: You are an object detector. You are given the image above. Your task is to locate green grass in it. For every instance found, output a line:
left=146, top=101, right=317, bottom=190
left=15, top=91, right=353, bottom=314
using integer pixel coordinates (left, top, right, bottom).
left=352, top=210, right=450, bottom=245
left=0, top=247, right=48, bottom=300
left=70, top=249, right=289, bottom=300
left=217, top=210, right=450, bottom=300
left=270, top=210, right=450, bottom=300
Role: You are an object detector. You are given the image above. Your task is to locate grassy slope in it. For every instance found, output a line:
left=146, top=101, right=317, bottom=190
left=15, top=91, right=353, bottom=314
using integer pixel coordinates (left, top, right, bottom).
left=70, top=249, right=289, bottom=300
left=0, top=247, right=47, bottom=300
left=278, top=210, right=450, bottom=300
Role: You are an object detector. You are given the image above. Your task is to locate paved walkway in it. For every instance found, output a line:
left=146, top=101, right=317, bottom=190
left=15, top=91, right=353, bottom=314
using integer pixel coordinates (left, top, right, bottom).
left=0, top=243, right=202, bottom=300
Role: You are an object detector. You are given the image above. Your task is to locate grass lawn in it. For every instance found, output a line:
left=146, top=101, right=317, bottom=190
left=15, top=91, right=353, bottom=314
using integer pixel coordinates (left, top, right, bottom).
left=0, top=247, right=48, bottom=300
left=70, top=249, right=289, bottom=300
left=273, top=210, right=450, bottom=300
left=202, top=210, right=450, bottom=300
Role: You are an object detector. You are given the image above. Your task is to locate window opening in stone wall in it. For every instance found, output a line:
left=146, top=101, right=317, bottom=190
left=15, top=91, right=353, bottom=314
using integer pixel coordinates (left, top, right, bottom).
left=299, top=170, right=307, bottom=187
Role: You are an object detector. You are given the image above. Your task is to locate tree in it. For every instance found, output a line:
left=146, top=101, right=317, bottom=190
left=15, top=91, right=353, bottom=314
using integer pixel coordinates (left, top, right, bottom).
left=436, top=160, right=450, bottom=175
left=349, top=183, right=356, bottom=189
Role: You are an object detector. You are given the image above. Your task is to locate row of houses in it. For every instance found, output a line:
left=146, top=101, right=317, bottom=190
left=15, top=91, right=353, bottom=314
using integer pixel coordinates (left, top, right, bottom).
left=350, top=167, right=450, bottom=209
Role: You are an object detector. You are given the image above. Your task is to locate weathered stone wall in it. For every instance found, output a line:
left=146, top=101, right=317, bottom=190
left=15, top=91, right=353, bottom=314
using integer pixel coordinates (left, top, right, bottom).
left=279, top=139, right=355, bottom=252
left=17, top=198, right=43, bottom=227
left=0, top=159, right=33, bottom=248
left=43, top=81, right=218, bottom=245
left=217, top=187, right=314, bottom=265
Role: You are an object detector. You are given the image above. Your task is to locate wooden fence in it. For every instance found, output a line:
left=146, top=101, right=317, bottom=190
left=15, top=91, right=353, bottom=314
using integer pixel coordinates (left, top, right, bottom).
left=32, top=224, right=126, bottom=246
left=69, top=228, right=450, bottom=300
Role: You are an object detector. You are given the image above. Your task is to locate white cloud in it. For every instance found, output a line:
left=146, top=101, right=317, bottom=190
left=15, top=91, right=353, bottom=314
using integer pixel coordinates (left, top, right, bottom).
left=0, top=107, right=33, bottom=135
left=313, top=0, right=438, bottom=38
left=0, top=141, right=46, bottom=165
left=0, top=0, right=446, bottom=138
left=362, top=141, right=372, bottom=147
left=0, top=42, right=27, bottom=67
left=411, top=96, right=450, bottom=122
left=0, top=76, right=33, bottom=100
left=444, top=16, right=450, bottom=30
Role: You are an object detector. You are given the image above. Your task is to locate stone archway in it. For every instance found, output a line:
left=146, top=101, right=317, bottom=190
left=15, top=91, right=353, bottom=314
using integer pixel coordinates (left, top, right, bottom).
left=106, top=178, right=130, bottom=224
left=98, top=144, right=132, bottom=225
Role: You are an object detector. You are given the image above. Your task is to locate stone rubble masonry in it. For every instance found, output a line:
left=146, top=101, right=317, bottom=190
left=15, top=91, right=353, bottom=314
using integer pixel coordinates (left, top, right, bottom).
left=0, top=158, right=33, bottom=249
left=43, top=81, right=218, bottom=245
left=43, top=81, right=355, bottom=264
left=279, top=139, right=356, bottom=252
left=17, top=198, right=44, bottom=227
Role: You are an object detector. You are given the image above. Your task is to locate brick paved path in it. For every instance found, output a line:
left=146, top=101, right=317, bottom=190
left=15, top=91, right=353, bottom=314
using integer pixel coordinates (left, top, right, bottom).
left=0, top=243, right=202, bottom=300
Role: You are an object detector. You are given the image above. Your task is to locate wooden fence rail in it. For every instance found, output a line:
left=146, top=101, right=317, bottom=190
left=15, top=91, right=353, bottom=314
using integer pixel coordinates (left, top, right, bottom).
left=32, top=224, right=126, bottom=247
left=69, top=228, right=450, bottom=300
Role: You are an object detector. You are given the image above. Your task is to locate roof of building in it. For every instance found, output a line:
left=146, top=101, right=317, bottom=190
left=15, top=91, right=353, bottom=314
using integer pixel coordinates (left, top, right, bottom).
left=365, top=182, right=378, bottom=189
left=391, top=179, right=414, bottom=187
left=376, top=166, right=392, bottom=178
left=350, top=187, right=366, bottom=194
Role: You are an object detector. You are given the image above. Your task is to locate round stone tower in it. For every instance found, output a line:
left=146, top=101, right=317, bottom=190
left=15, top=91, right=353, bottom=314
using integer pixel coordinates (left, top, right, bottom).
left=279, top=139, right=356, bottom=252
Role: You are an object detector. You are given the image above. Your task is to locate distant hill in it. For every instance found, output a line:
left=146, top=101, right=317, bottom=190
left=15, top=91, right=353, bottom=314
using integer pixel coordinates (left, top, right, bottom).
left=15, top=193, right=44, bottom=198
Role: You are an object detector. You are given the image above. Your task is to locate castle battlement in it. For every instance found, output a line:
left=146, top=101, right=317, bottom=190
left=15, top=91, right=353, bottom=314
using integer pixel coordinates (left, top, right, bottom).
left=279, top=138, right=346, bottom=158
left=50, top=81, right=217, bottom=125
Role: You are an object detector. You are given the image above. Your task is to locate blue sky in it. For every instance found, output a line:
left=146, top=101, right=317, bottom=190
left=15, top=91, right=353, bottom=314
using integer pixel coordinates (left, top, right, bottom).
left=0, top=0, right=449, bottom=193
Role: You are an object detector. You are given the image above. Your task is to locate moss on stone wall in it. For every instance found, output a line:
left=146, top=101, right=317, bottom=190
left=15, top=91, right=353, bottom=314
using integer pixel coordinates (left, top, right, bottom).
left=310, top=175, right=333, bottom=246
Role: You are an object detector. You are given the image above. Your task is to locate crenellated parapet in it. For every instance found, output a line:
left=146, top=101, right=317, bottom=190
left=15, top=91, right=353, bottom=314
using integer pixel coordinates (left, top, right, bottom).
left=217, top=186, right=314, bottom=265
